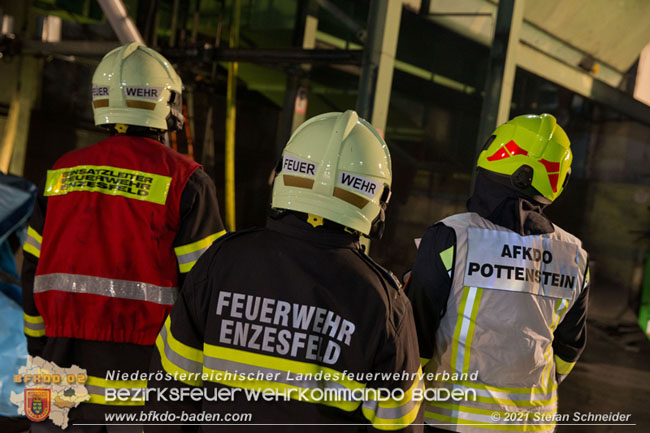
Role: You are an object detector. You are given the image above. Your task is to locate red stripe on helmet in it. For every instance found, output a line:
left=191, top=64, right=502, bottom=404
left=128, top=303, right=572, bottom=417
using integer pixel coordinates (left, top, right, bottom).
left=486, top=140, right=528, bottom=161
left=539, top=159, right=560, bottom=173
left=547, top=173, right=559, bottom=193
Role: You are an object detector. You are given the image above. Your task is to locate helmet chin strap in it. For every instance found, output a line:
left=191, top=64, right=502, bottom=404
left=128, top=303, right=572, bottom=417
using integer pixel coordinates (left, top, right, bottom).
left=166, top=91, right=184, bottom=132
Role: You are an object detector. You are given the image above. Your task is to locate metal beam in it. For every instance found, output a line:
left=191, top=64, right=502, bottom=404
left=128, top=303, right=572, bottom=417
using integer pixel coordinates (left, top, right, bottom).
left=290, top=14, right=319, bottom=133
left=96, top=0, right=144, bottom=44
left=518, top=42, right=650, bottom=126
left=224, top=0, right=240, bottom=232
left=426, top=0, right=624, bottom=88
left=370, top=0, right=401, bottom=133
left=275, top=0, right=318, bottom=156
left=475, top=0, right=524, bottom=156
left=164, top=47, right=363, bottom=65
left=355, top=0, right=402, bottom=254
left=634, top=42, right=650, bottom=106
left=23, top=40, right=119, bottom=57
left=356, top=0, right=402, bottom=134
left=315, top=0, right=366, bottom=42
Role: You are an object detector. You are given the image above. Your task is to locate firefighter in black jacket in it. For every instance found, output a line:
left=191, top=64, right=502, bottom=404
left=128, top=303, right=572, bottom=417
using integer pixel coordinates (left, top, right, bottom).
left=406, top=114, right=589, bottom=433
left=146, top=110, right=424, bottom=432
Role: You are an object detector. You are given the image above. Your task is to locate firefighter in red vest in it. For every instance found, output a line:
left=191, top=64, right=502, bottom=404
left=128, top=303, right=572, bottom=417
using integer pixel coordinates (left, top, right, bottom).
left=21, top=42, right=225, bottom=432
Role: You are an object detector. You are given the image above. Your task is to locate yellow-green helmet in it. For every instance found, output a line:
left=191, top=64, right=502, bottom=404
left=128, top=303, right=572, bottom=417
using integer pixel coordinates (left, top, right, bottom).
left=476, top=113, right=572, bottom=202
left=272, top=110, right=392, bottom=237
left=91, top=42, right=183, bottom=131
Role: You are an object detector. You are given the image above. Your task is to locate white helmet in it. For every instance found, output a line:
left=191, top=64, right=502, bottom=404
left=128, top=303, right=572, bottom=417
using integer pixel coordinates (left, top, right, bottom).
left=91, top=42, right=183, bottom=131
left=272, top=110, right=392, bottom=237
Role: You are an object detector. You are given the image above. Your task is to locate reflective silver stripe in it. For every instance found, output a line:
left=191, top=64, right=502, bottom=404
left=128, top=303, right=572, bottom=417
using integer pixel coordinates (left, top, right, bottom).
left=362, top=395, right=420, bottom=420
left=455, top=286, right=478, bottom=372
left=25, top=235, right=41, bottom=251
left=428, top=382, right=556, bottom=401
left=34, top=273, right=178, bottom=305
left=425, top=405, right=556, bottom=431
left=176, top=247, right=209, bottom=265
left=203, top=354, right=352, bottom=395
left=159, top=323, right=203, bottom=374
left=24, top=320, right=45, bottom=331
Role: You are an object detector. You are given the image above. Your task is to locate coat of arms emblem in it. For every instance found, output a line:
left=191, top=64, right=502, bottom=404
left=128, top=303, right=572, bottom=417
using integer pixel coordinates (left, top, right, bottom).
left=25, top=389, right=51, bottom=422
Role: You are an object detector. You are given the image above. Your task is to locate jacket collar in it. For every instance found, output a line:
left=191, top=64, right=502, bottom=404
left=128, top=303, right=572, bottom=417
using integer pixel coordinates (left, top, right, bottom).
left=467, top=171, right=555, bottom=235
left=266, top=212, right=361, bottom=249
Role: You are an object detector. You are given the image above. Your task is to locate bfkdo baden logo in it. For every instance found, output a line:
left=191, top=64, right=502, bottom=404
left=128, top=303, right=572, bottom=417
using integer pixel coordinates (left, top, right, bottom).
left=25, top=389, right=51, bottom=422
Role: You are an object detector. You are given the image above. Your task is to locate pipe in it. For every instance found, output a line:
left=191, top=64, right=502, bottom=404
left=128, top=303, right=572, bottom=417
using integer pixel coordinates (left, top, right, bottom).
left=225, top=0, right=241, bottom=231
left=96, top=0, right=144, bottom=44
left=355, top=0, right=381, bottom=120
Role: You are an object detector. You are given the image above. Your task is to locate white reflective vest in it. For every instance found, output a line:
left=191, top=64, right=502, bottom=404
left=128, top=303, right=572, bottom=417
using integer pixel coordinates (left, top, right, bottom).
left=423, top=212, right=588, bottom=433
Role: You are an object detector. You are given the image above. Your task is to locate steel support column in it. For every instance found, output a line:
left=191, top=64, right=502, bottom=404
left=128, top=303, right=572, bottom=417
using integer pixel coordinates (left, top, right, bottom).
left=275, top=1, right=319, bottom=157
left=356, top=0, right=401, bottom=253
left=475, top=0, right=525, bottom=156
left=356, top=0, right=402, bottom=134
left=224, top=0, right=240, bottom=232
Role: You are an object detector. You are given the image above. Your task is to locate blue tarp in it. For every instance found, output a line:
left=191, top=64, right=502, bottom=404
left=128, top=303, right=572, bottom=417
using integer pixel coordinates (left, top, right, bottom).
left=0, top=172, right=36, bottom=416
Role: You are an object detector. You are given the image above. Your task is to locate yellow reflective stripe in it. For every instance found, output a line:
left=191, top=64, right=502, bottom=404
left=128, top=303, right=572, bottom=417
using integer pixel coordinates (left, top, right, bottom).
left=462, top=287, right=483, bottom=374
left=541, top=345, right=553, bottom=389
left=27, top=226, right=42, bottom=243
left=472, top=393, right=558, bottom=407
left=163, top=317, right=204, bottom=363
left=434, top=402, right=556, bottom=418
left=374, top=370, right=421, bottom=409
left=86, top=375, right=146, bottom=406
left=420, top=357, right=430, bottom=368
left=362, top=404, right=421, bottom=431
left=554, top=355, right=576, bottom=376
left=23, top=243, right=40, bottom=258
left=23, top=313, right=46, bottom=337
left=174, top=231, right=225, bottom=256
left=542, top=299, right=569, bottom=387
left=584, top=268, right=590, bottom=287
left=552, top=299, right=568, bottom=330
left=23, top=313, right=44, bottom=324
left=425, top=410, right=555, bottom=432
left=202, top=344, right=365, bottom=411
left=86, top=376, right=147, bottom=389
left=44, top=165, right=172, bottom=205
left=156, top=322, right=203, bottom=387
left=203, top=364, right=361, bottom=412
left=24, top=327, right=46, bottom=337
left=440, top=245, right=454, bottom=271
left=176, top=230, right=226, bottom=273
left=203, top=344, right=364, bottom=392
left=450, top=287, right=471, bottom=371
left=435, top=380, right=556, bottom=394
left=179, top=261, right=193, bottom=273
left=362, top=370, right=423, bottom=430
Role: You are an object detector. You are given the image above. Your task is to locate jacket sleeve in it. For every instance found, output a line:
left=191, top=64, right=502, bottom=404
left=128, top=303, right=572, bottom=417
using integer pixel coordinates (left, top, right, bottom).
left=21, top=184, right=47, bottom=357
left=404, top=223, right=456, bottom=364
left=145, top=251, right=213, bottom=432
left=362, top=289, right=424, bottom=432
left=173, top=168, right=226, bottom=287
left=552, top=263, right=590, bottom=384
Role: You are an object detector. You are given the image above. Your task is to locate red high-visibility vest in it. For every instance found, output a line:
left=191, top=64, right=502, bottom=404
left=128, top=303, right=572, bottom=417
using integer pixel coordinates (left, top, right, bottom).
left=34, top=135, right=200, bottom=345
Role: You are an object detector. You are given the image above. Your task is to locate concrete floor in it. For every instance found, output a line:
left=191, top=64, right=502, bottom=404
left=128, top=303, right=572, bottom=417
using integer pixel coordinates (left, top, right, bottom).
left=557, top=318, right=650, bottom=433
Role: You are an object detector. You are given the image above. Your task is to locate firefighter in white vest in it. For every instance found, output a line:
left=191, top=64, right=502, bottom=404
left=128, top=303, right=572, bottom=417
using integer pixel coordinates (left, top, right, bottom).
left=406, top=114, right=589, bottom=433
